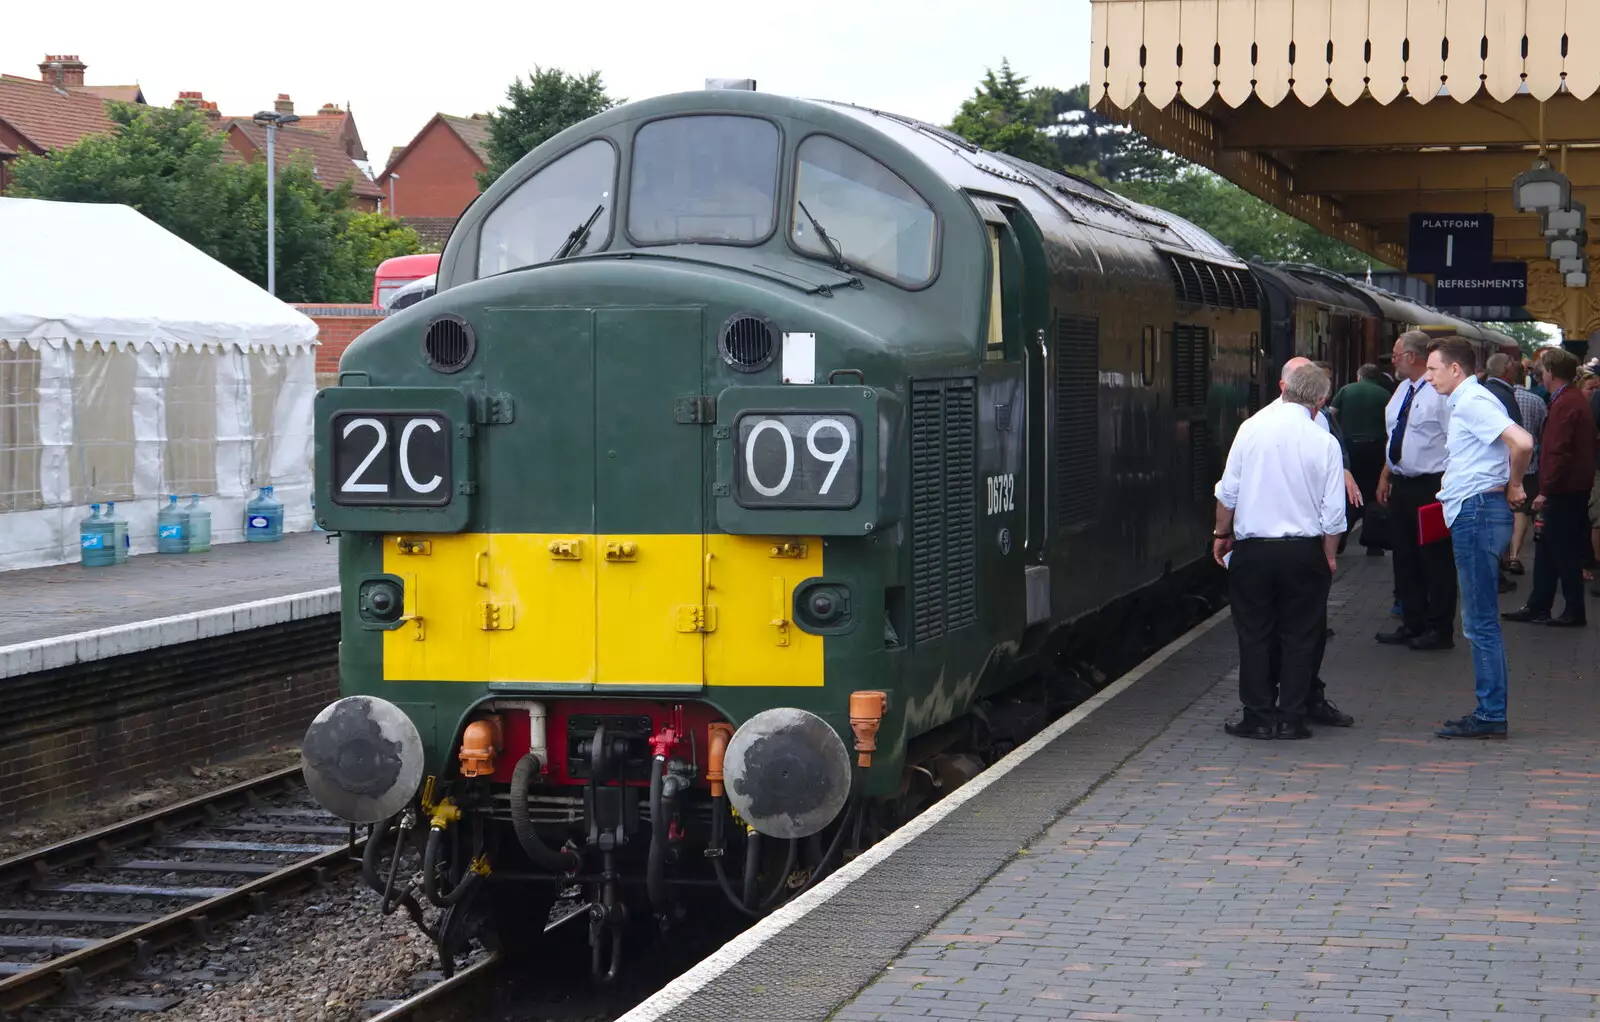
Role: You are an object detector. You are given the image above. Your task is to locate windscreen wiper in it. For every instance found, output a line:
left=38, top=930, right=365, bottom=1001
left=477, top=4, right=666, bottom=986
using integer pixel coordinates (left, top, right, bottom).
left=553, top=204, right=605, bottom=261
left=797, top=200, right=850, bottom=273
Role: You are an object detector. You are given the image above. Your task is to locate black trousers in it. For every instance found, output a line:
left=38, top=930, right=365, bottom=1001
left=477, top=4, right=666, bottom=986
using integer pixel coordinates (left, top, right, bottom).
left=1269, top=613, right=1329, bottom=705
left=1529, top=490, right=1589, bottom=619
left=1349, top=441, right=1386, bottom=548
left=1389, top=472, right=1457, bottom=634
left=1230, top=538, right=1332, bottom=722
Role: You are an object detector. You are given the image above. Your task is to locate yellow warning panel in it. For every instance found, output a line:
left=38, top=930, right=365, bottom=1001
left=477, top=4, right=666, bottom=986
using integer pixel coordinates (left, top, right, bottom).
left=704, top=535, right=825, bottom=687
left=381, top=534, right=492, bottom=682
left=595, top=534, right=704, bottom=686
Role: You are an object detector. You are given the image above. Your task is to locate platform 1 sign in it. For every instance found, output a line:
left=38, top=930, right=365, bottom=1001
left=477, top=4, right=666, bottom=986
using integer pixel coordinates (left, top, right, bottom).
left=1408, top=213, right=1494, bottom=274
left=1433, top=262, right=1528, bottom=308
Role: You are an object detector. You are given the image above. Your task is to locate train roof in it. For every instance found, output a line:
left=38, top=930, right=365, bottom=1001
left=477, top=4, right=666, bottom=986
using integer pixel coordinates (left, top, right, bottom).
left=806, top=98, right=1245, bottom=267
left=1250, top=261, right=1373, bottom=317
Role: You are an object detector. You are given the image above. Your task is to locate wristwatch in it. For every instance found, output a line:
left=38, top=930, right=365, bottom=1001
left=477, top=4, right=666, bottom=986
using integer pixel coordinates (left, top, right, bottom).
left=1212, top=531, right=1232, bottom=539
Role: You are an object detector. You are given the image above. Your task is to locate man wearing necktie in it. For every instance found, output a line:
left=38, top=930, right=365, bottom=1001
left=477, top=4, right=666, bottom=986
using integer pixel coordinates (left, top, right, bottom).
left=1375, top=331, right=1457, bottom=651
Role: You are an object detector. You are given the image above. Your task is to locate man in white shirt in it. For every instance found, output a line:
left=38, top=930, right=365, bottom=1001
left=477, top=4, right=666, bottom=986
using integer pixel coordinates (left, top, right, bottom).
left=1376, top=331, right=1457, bottom=651
left=1264, top=357, right=1358, bottom=729
left=1213, top=364, right=1348, bottom=740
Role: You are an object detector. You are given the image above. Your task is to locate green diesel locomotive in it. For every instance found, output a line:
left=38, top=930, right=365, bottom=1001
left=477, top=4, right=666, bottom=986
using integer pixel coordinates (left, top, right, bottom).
left=302, top=84, right=1258, bottom=974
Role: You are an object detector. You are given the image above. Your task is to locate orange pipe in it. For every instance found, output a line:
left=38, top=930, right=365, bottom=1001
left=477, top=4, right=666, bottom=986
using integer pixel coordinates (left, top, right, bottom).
left=849, top=691, right=887, bottom=768
left=706, top=722, right=734, bottom=797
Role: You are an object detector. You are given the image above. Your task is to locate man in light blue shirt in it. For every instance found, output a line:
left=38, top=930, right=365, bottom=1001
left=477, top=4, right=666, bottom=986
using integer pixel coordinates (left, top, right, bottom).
left=1423, top=338, right=1535, bottom=739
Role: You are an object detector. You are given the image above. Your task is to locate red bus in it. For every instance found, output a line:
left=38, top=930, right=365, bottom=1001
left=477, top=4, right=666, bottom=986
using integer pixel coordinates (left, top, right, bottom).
left=373, top=253, right=441, bottom=309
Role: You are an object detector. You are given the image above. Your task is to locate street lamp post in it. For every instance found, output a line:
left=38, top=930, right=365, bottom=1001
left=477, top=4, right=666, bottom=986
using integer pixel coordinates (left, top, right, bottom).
left=389, top=173, right=400, bottom=218
left=251, top=110, right=301, bottom=296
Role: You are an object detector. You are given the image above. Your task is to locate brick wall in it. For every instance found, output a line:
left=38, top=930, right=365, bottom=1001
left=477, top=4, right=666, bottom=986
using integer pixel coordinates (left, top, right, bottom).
left=380, top=118, right=484, bottom=219
left=293, top=304, right=390, bottom=386
left=0, top=616, right=339, bottom=822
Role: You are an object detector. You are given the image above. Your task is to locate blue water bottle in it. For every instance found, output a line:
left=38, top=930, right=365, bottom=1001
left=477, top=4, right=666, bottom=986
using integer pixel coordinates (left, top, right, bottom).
left=79, top=504, right=116, bottom=567
left=105, top=501, right=130, bottom=563
left=245, top=485, right=284, bottom=542
left=157, top=495, right=188, bottom=554
left=186, top=495, right=212, bottom=553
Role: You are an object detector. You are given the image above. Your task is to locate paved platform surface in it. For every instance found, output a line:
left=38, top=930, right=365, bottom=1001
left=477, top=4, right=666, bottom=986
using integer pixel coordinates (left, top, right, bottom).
left=0, top=532, right=337, bottom=646
left=834, top=553, right=1600, bottom=1022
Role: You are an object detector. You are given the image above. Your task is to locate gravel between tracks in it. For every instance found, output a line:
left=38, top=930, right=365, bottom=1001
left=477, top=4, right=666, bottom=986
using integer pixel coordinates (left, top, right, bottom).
left=15, top=870, right=439, bottom=1022
left=0, top=746, right=305, bottom=861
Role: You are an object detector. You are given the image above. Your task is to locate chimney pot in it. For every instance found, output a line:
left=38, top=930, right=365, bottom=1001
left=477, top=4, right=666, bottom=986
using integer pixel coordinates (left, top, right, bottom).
left=275, top=94, right=294, bottom=115
left=39, top=54, right=88, bottom=88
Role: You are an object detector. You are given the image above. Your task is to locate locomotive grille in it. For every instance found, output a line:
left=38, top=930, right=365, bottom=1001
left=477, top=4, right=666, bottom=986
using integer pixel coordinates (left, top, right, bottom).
left=1167, top=254, right=1258, bottom=310
left=718, top=313, right=776, bottom=371
left=1171, top=324, right=1210, bottom=409
left=423, top=315, right=476, bottom=373
left=944, top=384, right=978, bottom=632
left=910, top=378, right=978, bottom=644
left=1054, top=316, right=1100, bottom=529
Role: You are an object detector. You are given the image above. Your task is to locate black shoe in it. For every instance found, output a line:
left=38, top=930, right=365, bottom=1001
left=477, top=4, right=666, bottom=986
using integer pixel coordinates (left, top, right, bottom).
left=1376, top=626, right=1421, bottom=645
left=1503, top=606, right=1552, bottom=623
left=1305, top=699, right=1354, bottom=727
left=1277, top=718, right=1313, bottom=740
left=1408, top=629, right=1455, bottom=650
left=1224, top=717, right=1276, bottom=740
left=1546, top=614, right=1587, bottom=628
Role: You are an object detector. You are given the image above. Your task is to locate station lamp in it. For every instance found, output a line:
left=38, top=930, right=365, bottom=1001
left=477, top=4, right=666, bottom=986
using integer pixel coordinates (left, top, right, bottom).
left=1513, top=158, right=1572, bottom=213
left=1549, top=233, right=1587, bottom=261
left=1544, top=201, right=1587, bottom=237
left=252, top=109, right=301, bottom=297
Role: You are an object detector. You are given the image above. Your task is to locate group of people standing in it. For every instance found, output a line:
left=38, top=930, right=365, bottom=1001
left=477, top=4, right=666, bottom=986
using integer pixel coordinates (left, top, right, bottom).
left=1212, top=329, right=1589, bottom=740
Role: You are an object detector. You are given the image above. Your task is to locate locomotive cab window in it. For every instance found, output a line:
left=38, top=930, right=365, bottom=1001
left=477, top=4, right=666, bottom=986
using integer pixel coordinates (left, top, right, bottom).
left=477, top=139, right=616, bottom=278
left=627, top=115, right=780, bottom=244
left=791, top=136, right=936, bottom=287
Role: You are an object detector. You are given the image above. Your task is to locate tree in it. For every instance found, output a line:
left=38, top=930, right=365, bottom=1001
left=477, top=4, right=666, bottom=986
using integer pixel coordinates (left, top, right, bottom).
left=1484, top=320, right=1558, bottom=356
left=1039, top=84, right=1176, bottom=182
left=477, top=67, right=619, bottom=190
left=1112, top=166, right=1382, bottom=274
left=8, top=103, right=418, bottom=303
left=948, top=59, right=1061, bottom=171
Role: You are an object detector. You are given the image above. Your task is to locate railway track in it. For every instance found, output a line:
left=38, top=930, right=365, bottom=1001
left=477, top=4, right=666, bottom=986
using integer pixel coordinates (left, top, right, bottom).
left=0, top=764, right=359, bottom=1015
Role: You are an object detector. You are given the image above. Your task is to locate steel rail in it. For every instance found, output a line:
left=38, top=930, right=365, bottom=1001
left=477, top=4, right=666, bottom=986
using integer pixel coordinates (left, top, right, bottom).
left=365, top=953, right=504, bottom=1022
left=0, top=764, right=365, bottom=1013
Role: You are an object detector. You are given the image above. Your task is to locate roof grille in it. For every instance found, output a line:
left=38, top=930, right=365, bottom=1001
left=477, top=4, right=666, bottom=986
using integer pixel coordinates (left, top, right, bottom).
left=423, top=314, right=475, bottom=373
left=1167, top=254, right=1259, bottom=310
left=718, top=313, right=776, bottom=372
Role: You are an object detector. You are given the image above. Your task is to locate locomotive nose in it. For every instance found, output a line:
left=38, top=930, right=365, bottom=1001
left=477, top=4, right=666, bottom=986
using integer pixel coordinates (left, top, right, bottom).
left=301, top=695, right=425, bottom=824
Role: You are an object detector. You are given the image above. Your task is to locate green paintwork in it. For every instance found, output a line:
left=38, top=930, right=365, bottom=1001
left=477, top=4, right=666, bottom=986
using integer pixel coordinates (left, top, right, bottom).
left=315, top=89, right=1256, bottom=804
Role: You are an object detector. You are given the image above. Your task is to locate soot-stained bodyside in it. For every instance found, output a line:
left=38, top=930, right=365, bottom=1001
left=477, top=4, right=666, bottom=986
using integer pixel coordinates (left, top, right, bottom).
left=304, top=87, right=1258, bottom=969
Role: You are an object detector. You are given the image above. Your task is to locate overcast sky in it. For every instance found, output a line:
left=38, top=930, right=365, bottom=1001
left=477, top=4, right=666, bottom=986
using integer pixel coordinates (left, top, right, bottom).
left=4, top=0, right=1090, bottom=172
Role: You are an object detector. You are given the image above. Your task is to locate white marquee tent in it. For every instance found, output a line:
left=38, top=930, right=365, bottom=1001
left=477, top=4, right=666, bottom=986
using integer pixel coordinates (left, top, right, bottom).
left=0, top=197, right=319, bottom=570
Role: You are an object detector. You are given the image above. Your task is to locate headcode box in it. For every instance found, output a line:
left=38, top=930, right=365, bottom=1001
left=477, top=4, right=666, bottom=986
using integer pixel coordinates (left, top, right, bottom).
left=1407, top=213, right=1495, bottom=274
left=1433, top=262, right=1528, bottom=308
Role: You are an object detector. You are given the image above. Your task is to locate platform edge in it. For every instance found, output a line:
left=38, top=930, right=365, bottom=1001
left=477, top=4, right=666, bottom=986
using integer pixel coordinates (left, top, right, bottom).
left=616, top=606, right=1234, bottom=1022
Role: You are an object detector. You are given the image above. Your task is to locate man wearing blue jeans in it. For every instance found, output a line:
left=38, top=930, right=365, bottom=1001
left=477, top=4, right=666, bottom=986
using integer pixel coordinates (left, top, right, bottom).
left=1424, top=338, right=1536, bottom=739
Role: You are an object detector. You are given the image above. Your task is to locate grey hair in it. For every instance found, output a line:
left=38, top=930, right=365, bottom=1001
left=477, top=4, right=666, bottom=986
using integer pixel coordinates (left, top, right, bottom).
left=1282, top=363, right=1332, bottom=408
left=1486, top=352, right=1514, bottom=378
left=1357, top=362, right=1382, bottom=381
left=1397, top=330, right=1432, bottom=358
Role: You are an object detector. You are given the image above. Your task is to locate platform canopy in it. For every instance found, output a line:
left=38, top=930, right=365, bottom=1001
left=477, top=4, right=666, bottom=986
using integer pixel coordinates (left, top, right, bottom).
left=1090, top=0, right=1600, bottom=341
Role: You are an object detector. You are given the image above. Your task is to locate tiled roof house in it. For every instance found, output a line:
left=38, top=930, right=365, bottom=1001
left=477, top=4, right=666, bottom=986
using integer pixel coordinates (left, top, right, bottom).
left=183, top=92, right=384, bottom=213
left=0, top=55, right=137, bottom=191
left=377, top=112, right=493, bottom=244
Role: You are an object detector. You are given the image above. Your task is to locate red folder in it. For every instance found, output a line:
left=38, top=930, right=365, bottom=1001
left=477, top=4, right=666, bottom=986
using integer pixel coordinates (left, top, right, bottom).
left=1418, top=502, right=1449, bottom=545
